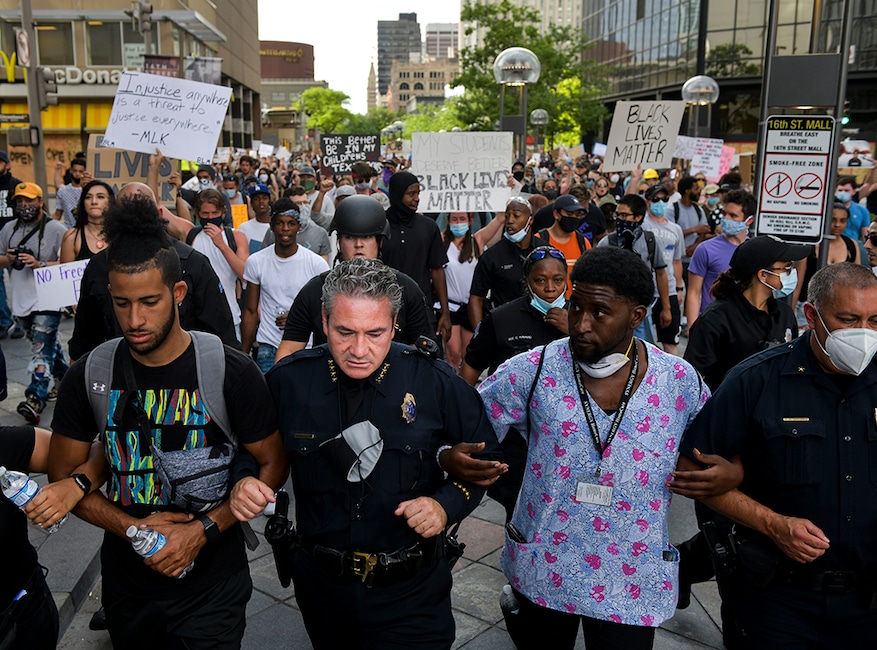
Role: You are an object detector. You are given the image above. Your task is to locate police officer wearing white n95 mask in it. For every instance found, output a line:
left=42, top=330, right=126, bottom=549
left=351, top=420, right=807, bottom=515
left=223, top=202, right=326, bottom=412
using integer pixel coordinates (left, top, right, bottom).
left=675, top=262, right=877, bottom=648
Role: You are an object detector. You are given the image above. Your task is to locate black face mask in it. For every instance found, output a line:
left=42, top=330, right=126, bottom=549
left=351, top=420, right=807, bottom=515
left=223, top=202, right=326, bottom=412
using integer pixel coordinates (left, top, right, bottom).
left=543, top=190, right=559, bottom=200
left=615, top=219, right=642, bottom=250
left=512, top=170, right=525, bottom=182
left=200, top=217, right=224, bottom=228
left=559, top=215, right=584, bottom=233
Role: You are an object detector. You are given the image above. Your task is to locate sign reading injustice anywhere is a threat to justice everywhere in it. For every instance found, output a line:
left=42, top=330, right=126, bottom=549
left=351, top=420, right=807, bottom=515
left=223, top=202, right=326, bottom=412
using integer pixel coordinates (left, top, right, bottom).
left=102, top=71, right=232, bottom=165
left=321, top=134, right=381, bottom=174
left=603, top=101, right=686, bottom=172
left=757, top=115, right=834, bottom=244
left=410, top=132, right=513, bottom=213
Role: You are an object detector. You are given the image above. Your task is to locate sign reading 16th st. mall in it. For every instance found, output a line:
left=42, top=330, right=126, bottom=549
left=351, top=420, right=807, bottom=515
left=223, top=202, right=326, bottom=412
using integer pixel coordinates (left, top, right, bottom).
left=756, top=115, right=834, bottom=244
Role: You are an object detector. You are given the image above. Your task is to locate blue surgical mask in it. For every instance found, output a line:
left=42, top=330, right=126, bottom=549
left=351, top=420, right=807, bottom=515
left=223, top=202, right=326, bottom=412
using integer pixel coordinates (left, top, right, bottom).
left=707, top=196, right=720, bottom=207
left=224, top=189, right=236, bottom=199
left=450, top=223, right=469, bottom=237
left=504, top=224, right=529, bottom=244
left=650, top=201, right=667, bottom=217
left=530, top=293, right=566, bottom=315
left=721, top=217, right=749, bottom=236
left=762, top=267, right=798, bottom=299
left=836, top=191, right=851, bottom=203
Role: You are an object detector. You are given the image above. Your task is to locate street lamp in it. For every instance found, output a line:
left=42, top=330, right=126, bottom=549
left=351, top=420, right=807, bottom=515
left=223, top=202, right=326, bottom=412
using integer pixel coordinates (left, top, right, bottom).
left=681, top=75, right=720, bottom=139
left=494, top=47, right=541, bottom=159
left=529, top=108, right=549, bottom=154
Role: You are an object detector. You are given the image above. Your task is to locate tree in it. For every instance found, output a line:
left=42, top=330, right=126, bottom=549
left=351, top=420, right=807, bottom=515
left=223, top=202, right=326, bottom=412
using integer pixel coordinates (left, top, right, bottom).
left=345, top=107, right=401, bottom=135
left=454, top=0, right=608, bottom=145
left=300, top=87, right=353, bottom=133
left=706, top=44, right=760, bottom=78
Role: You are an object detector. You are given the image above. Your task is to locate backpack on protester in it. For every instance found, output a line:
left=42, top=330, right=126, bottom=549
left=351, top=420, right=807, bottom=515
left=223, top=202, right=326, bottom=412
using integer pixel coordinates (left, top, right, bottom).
left=185, top=226, right=238, bottom=253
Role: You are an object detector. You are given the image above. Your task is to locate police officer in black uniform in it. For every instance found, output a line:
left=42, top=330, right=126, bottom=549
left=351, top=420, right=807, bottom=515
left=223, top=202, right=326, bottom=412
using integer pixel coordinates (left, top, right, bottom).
left=266, top=258, right=499, bottom=649
left=677, top=262, right=877, bottom=648
left=275, top=194, right=435, bottom=362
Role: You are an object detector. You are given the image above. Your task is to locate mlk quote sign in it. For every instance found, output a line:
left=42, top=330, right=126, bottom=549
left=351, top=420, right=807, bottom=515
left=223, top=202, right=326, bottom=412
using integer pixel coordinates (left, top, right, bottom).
left=410, top=132, right=513, bottom=212
left=604, top=101, right=685, bottom=172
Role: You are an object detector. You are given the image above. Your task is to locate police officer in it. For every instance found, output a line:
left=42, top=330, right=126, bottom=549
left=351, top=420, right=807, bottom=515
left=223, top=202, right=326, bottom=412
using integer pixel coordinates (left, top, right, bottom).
left=274, top=194, right=435, bottom=362
left=677, top=262, right=877, bottom=647
left=263, top=258, right=499, bottom=649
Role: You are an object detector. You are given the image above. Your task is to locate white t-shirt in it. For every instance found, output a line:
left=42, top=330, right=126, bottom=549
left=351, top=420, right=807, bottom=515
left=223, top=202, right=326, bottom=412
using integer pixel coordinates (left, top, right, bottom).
left=0, top=217, right=67, bottom=316
left=243, top=244, right=330, bottom=347
left=191, top=230, right=242, bottom=326
left=439, top=240, right=477, bottom=310
left=236, top=219, right=271, bottom=255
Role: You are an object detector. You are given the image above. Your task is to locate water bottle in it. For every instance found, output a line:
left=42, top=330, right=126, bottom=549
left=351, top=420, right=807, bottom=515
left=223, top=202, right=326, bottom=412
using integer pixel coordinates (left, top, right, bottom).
left=500, top=583, right=520, bottom=617
left=126, top=525, right=194, bottom=579
left=500, top=583, right=527, bottom=644
left=0, top=466, right=67, bottom=533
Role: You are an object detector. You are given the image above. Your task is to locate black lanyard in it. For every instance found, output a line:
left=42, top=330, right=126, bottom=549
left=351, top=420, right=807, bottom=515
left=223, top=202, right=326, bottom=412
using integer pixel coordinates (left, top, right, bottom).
left=571, top=339, right=639, bottom=477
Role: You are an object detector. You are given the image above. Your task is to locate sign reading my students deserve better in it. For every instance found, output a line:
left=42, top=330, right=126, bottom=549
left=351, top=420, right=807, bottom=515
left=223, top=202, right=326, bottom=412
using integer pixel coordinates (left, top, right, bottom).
left=102, top=71, right=232, bottom=165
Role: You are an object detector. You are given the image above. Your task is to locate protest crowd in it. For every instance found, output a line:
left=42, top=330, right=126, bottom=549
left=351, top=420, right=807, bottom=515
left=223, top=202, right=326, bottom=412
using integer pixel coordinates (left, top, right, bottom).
left=2, top=113, right=877, bottom=650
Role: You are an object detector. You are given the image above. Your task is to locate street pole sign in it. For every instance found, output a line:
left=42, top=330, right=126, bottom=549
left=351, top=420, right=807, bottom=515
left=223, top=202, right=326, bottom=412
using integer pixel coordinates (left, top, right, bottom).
left=756, top=115, right=834, bottom=244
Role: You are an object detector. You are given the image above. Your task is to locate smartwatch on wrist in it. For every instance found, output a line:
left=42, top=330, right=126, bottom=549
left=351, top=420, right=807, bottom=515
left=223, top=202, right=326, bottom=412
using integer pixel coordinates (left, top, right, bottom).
left=71, top=473, right=91, bottom=495
left=199, top=515, right=221, bottom=544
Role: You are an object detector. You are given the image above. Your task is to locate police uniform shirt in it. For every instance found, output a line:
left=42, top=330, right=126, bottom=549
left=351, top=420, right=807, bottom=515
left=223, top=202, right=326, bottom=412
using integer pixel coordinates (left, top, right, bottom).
left=268, top=343, right=499, bottom=551
left=465, top=296, right=565, bottom=375
left=379, top=214, right=449, bottom=302
left=469, top=237, right=536, bottom=310
left=680, top=332, right=877, bottom=573
left=684, top=290, right=798, bottom=391
left=282, top=269, right=437, bottom=347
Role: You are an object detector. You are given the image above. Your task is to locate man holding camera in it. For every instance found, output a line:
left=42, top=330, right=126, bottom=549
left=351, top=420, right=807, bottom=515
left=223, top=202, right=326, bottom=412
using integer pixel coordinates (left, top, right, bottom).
left=0, top=182, right=67, bottom=424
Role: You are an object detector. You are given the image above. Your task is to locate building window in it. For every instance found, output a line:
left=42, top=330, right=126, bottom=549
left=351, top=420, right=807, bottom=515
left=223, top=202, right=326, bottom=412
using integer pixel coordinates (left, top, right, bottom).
left=36, top=22, right=75, bottom=66
left=87, top=22, right=123, bottom=66
left=271, top=92, right=287, bottom=103
left=400, top=82, right=409, bottom=90
left=414, top=82, right=423, bottom=90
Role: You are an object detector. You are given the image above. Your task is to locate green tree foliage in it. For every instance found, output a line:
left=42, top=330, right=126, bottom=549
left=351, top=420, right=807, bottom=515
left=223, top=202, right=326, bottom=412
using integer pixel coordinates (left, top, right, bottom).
left=345, top=107, right=401, bottom=135
left=706, top=44, right=761, bottom=78
left=300, top=87, right=353, bottom=133
left=453, top=0, right=608, bottom=145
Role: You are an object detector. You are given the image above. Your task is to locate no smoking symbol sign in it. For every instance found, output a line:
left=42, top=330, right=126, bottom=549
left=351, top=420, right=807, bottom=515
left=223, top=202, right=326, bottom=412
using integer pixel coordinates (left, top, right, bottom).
left=765, top=172, right=792, bottom=198
left=795, top=173, right=822, bottom=200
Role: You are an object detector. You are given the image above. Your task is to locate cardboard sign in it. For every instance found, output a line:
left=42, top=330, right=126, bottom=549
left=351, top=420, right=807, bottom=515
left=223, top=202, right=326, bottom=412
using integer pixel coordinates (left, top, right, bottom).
left=231, top=204, right=248, bottom=229
left=34, top=260, right=89, bottom=311
left=719, top=145, right=735, bottom=179
left=213, top=146, right=231, bottom=164
left=258, top=143, right=275, bottom=159
left=410, top=132, right=513, bottom=213
left=87, top=134, right=178, bottom=206
left=568, top=144, right=585, bottom=158
left=672, top=135, right=697, bottom=160
left=604, top=101, right=686, bottom=171
left=690, top=138, right=725, bottom=182
left=275, top=146, right=291, bottom=161
left=321, top=134, right=380, bottom=174
left=102, top=71, right=232, bottom=165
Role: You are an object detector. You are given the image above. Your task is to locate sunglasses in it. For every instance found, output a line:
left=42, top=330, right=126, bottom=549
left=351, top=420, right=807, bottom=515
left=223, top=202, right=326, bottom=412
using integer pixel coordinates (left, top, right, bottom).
left=867, top=234, right=877, bottom=246
left=650, top=195, right=670, bottom=203
left=528, top=248, right=566, bottom=263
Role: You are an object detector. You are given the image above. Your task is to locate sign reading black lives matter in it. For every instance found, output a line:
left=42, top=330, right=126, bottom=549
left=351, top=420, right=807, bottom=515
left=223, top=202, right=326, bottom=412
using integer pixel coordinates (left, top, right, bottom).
left=603, top=100, right=686, bottom=172
left=756, top=115, right=834, bottom=244
left=102, top=71, right=232, bottom=165
left=410, top=132, right=513, bottom=213
left=321, top=134, right=381, bottom=174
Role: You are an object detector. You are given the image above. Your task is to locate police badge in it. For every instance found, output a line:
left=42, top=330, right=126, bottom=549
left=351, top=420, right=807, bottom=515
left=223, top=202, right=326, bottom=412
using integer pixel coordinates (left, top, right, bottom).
left=401, top=393, right=416, bottom=423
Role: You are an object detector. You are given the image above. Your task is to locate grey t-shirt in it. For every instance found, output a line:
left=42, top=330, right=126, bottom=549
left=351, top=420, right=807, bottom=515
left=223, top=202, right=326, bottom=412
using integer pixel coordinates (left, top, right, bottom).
left=0, top=216, right=67, bottom=316
left=671, top=202, right=707, bottom=261
left=642, top=217, right=684, bottom=297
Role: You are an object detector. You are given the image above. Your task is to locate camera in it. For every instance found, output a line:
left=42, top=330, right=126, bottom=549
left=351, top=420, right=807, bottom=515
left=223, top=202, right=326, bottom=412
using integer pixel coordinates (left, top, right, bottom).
left=11, top=245, right=34, bottom=271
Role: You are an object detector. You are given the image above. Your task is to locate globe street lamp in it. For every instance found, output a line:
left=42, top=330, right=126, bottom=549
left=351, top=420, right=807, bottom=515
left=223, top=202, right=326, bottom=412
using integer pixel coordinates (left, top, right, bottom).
left=494, top=47, right=541, bottom=159
left=681, top=75, right=720, bottom=139
left=529, top=108, right=549, bottom=154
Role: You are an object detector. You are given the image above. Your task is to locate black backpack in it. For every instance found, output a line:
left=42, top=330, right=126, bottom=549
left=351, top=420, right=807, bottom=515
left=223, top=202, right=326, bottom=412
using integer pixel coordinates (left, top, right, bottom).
left=186, top=226, right=238, bottom=253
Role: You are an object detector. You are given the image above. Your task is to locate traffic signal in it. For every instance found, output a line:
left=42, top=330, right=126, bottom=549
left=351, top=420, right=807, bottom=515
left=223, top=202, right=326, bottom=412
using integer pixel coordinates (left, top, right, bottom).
left=841, top=100, right=851, bottom=126
left=138, top=2, right=153, bottom=33
left=7, top=126, right=40, bottom=147
left=35, top=67, right=57, bottom=111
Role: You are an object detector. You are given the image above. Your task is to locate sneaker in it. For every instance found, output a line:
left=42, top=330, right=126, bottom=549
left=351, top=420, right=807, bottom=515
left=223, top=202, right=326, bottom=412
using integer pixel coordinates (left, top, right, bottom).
left=47, top=385, right=59, bottom=401
left=8, top=323, right=24, bottom=339
left=17, top=395, right=43, bottom=424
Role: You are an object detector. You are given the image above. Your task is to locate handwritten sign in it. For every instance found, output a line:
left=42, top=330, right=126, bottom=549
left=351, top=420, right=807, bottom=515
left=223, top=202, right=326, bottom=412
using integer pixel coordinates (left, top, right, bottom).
left=673, top=135, right=697, bottom=160
left=410, top=132, right=513, bottom=213
left=568, top=144, right=585, bottom=158
left=213, top=146, right=230, bottom=164
left=719, top=145, right=735, bottom=180
left=275, top=146, right=291, bottom=161
left=690, top=138, right=725, bottom=182
left=258, top=143, right=275, bottom=159
left=102, top=71, right=232, bottom=165
left=231, top=204, right=248, bottom=229
left=591, top=142, right=607, bottom=157
left=87, top=134, right=178, bottom=206
left=34, top=260, right=89, bottom=311
left=321, top=134, right=380, bottom=174
left=604, top=101, right=685, bottom=172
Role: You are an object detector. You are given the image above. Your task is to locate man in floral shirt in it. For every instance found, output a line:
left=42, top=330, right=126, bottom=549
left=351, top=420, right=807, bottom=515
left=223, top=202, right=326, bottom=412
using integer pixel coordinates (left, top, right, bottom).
left=478, top=246, right=710, bottom=648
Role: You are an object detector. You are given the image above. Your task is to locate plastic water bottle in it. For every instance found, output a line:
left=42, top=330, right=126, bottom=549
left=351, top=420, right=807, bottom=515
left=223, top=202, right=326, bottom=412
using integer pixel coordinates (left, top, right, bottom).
left=500, top=584, right=528, bottom=643
left=0, top=466, right=67, bottom=533
left=126, top=525, right=194, bottom=579
left=500, top=584, right=520, bottom=617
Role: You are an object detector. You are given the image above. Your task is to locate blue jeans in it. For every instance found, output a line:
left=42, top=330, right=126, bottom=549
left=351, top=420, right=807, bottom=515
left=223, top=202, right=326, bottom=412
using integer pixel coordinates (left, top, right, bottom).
left=0, top=269, right=13, bottom=330
left=18, top=312, right=68, bottom=405
left=254, top=343, right=277, bottom=374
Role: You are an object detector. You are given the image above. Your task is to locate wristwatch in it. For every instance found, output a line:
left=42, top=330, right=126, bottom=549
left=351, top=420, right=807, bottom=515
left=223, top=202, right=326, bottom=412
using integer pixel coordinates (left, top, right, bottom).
left=71, top=473, right=91, bottom=495
left=198, top=515, right=221, bottom=544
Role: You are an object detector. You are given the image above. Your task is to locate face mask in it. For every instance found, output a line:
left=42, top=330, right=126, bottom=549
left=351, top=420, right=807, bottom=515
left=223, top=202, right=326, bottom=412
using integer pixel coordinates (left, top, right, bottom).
left=504, top=224, right=529, bottom=244
left=450, top=223, right=469, bottom=237
left=578, top=338, right=635, bottom=378
left=15, top=204, right=40, bottom=222
left=761, top=267, right=797, bottom=299
left=585, top=178, right=595, bottom=189
left=722, top=217, right=749, bottom=236
left=512, top=170, right=524, bottom=182
left=355, top=182, right=370, bottom=191
left=707, top=196, right=720, bottom=207
left=224, top=189, right=236, bottom=199
left=835, top=191, right=851, bottom=204
left=610, top=174, right=620, bottom=184
left=382, top=168, right=393, bottom=185
left=559, top=215, right=583, bottom=233
left=199, top=178, right=212, bottom=188
left=259, top=174, right=269, bottom=183
left=296, top=204, right=312, bottom=228
left=543, top=190, right=559, bottom=200
left=199, top=216, right=224, bottom=228
left=650, top=201, right=667, bottom=218
left=301, top=179, right=316, bottom=193
left=814, top=309, right=877, bottom=375
left=530, top=293, right=566, bottom=315
left=615, top=219, right=641, bottom=250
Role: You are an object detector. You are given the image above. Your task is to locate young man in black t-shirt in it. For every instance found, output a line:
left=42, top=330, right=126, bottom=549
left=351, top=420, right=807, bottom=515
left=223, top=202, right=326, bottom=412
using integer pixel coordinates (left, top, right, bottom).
left=48, top=197, right=286, bottom=649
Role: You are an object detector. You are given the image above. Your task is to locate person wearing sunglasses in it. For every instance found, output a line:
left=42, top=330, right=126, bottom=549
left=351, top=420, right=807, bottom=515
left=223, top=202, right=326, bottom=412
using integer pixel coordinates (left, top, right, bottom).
left=865, top=220, right=877, bottom=274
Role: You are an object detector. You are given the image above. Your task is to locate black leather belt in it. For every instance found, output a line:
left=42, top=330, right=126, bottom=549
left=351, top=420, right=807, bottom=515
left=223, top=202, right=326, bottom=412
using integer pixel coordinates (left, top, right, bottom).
left=783, top=569, right=860, bottom=593
left=300, top=537, right=442, bottom=587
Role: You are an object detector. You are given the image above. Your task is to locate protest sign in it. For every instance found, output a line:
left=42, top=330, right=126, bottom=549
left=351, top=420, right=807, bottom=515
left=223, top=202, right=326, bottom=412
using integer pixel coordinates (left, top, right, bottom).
left=673, top=135, right=697, bottom=160
left=321, top=134, right=380, bottom=174
left=231, top=204, right=248, bottom=228
left=690, top=137, right=725, bottom=182
left=410, top=132, right=513, bottom=213
left=87, top=134, right=178, bottom=205
left=213, top=146, right=231, bottom=164
left=591, top=142, right=607, bottom=157
left=719, top=145, right=735, bottom=179
left=604, top=101, right=685, bottom=171
left=34, top=260, right=89, bottom=311
left=568, top=144, right=585, bottom=158
left=102, top=71, right=232, bottom=165
left=258, top=143, right=275, bottom=159
left=275, top=146, right=291, bottom=161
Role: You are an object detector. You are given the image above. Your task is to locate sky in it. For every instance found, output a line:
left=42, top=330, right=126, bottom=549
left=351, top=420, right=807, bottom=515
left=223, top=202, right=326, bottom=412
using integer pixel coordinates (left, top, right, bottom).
left=257, top=0, right=460, bottom=114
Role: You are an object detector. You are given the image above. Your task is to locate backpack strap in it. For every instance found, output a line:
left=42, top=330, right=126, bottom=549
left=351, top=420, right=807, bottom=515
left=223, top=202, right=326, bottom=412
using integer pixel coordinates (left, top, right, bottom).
left=185, top=226, right=202, bottom=247
left=524, top=344, right=549, bottom=441
left=84, top=337, right=124, bottom=434
left=185, top=227, right=237, bottom=254
left=189, top=330, right=235, bottom=449
left=643, top=230, right=657, bottom=266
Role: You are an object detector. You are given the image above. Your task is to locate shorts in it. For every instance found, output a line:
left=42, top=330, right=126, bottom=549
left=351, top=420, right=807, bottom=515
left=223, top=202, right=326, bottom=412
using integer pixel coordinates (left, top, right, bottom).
left=652, top=295, right=681, bottom=345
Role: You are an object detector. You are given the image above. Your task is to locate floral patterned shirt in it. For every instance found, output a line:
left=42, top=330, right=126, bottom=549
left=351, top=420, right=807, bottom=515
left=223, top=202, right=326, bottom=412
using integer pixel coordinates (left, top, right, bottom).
left=478, top=338, right=710, bottom=626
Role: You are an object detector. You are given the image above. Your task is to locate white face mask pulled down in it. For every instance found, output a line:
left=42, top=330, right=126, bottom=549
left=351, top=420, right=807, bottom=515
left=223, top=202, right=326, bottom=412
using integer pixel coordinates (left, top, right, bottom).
left=814, top=309, right=877, bottom=376
left=578, top=337, right=635, bottom=379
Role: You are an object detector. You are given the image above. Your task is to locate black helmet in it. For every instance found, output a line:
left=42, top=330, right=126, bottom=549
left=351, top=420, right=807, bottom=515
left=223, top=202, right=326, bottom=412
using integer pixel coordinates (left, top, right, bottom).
left=331, top=195, right=390, bottom=238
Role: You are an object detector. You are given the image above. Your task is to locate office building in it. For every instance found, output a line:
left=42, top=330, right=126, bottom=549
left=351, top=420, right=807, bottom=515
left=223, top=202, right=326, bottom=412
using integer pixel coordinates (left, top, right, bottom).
left=377, top=12, right=421, bottom=95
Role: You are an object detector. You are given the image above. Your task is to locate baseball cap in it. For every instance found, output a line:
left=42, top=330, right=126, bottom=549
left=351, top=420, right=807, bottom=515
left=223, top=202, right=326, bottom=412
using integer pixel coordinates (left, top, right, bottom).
left=12, top=182, right=42, bottom=200
left=643, top=168, right=659, bottom=180
left=553, top=194, right=584, bottom=213
left=598, top=195, right=618, bottom=207
left=730, top=235, right=811, bottom=277
left=644, top=185, right=669, bottom=200
left=299, top=166, right=316, bottom=177
left=335, top=185, right=356, bottom=198
left=247, top=183, right=271, bottom=196
left=0, top=150, right=9, bottom=164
